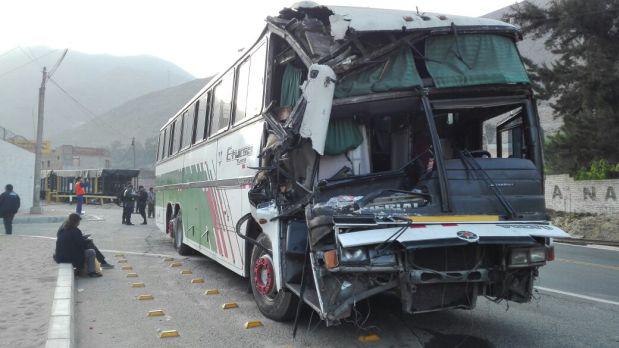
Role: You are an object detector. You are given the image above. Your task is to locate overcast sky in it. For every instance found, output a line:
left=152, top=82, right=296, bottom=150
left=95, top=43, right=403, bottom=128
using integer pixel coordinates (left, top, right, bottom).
left=0, top=0, right=519, bottom=78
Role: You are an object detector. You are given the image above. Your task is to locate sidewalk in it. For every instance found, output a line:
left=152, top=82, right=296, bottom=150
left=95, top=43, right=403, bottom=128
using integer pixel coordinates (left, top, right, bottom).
left=0, top=235, right=58, bottom=347
left=13, top=204, right=68, bottom=225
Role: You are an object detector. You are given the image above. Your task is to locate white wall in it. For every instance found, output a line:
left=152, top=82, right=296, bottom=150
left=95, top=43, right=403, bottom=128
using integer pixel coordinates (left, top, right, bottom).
left=545, top=174, right=619, bottom=214
left=0, top=139, right=34, bottom=210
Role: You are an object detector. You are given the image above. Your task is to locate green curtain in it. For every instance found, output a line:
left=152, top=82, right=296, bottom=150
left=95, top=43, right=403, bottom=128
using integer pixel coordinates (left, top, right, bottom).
left=425, top=34, right=530, bottom=88
left=280, top=64, right=303, bottom=107
left=334, top=46, right=423, bottom=98
left=324, top=119, right=363, bottom=156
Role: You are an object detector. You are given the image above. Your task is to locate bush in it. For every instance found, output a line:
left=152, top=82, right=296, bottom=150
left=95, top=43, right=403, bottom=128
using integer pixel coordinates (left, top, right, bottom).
left=574, top=160, right=619, bottom=180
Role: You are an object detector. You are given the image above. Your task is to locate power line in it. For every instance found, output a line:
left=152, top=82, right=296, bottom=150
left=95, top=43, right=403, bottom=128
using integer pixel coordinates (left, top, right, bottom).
left=48, top=77, right=133, bottom=139
left=0, top=49, right=58, bottom=79
left=0, top=47, right=19, bottom=60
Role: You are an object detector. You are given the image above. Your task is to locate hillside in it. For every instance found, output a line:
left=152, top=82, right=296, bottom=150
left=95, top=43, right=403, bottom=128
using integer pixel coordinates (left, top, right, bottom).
left=54, top=78, right=210, bottom=147
left=0, top=46, right=193, bottom=138
left=482, top=0, right=562, bottom=135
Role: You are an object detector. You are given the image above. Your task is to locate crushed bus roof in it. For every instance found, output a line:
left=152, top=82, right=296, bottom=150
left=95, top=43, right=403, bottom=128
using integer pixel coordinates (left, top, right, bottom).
left=302, top=4, right=518, bottom=39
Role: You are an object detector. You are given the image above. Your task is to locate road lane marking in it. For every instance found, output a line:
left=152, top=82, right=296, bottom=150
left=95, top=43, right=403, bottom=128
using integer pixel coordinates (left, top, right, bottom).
left=557, top=258, right=619, bottom=271
left=556, top=242, right=619, bottom=252
left=535, top=286, right=619, bottom=306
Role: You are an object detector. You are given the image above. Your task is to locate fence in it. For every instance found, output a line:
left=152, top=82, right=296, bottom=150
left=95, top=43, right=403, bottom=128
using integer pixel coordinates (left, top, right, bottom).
left=545, top=174, right=619, bottom=214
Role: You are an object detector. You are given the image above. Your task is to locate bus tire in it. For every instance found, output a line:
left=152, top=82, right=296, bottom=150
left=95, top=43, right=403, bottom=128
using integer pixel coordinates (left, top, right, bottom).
left=174, top=212, right=192, bottom=256
left=250, top=233, right=297, bottom=322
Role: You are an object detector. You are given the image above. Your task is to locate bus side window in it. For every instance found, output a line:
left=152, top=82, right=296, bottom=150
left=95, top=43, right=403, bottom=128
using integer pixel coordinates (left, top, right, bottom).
left=167, top=124, right=174, bottom=157
left=161, top=128, right=169, bottom=159
left=209, top=71, right=234, bottom=135
left=191, top=100, right=200, bottom=144
left=194, top=93, right=209, bottom=143
left=173, top=117, right=182, bottom=153
left=234, top=43, right=267, bottom=125
left=181, top=110, right=193, bottom=149
left=157, top=131, right=165, bottom=160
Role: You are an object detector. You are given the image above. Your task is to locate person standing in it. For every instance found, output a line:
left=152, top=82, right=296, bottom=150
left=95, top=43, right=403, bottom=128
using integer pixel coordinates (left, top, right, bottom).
left=0, top=184, right=20, bottom=235
left=74, top=177, right=87, bottom=215
left=147, top=187, right=155, bottom=218
left=122, top=184, right=136, bottom=225
left=136, top=186, right=148, bottom=225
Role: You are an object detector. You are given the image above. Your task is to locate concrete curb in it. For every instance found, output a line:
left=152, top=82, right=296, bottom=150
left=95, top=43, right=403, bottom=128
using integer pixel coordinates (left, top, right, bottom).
left=13, top=215, right=65, bottom=224
left=45, top=263, right=75, bottom=348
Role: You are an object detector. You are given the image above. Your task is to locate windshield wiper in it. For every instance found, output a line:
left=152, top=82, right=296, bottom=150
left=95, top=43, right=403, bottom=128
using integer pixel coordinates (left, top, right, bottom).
left=458, top=150, right=518, bottom=219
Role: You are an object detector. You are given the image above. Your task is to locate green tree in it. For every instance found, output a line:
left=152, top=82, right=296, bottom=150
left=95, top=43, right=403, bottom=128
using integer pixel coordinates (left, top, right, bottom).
left=506, top=0, right=619, bottom=174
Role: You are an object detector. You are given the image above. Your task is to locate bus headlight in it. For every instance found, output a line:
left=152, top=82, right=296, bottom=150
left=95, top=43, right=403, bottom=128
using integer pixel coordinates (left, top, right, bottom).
left=340, top=247, right=368, bottom=264
left=508, top=247, right=546, bottom=267
left=510, top=249, right=529, bottom=266
left=529, top=248, right=547, bottom=263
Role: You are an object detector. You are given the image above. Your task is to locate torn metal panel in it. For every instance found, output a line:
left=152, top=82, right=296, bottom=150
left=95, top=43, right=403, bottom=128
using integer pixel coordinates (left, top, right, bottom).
left=298, top=64, right=336, bottom=155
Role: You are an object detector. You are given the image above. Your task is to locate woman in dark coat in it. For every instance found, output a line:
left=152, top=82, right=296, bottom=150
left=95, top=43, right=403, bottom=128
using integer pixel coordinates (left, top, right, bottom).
left=54, top=213, right=102, bottom=277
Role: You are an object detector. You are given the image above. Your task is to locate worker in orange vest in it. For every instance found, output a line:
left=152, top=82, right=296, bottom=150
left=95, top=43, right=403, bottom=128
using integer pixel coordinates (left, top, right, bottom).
left=75, top=177, right=88, bottom=215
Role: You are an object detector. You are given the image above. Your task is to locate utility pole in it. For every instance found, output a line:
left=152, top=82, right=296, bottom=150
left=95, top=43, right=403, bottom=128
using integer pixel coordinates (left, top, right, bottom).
left=30, top=49, right=68, bottom=214
left=131, top=137, right=136, bottom=169
left=30, top=67, right=47, bottom=214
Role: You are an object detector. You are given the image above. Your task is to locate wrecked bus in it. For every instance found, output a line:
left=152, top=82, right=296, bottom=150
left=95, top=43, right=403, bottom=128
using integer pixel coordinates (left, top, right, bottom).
left=154, top=3, right=569, bottom=326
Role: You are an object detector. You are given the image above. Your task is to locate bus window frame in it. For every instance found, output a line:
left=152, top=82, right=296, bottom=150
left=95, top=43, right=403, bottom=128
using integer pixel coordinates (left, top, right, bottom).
left=191, top=100, right=200, bottom=144
left=232, top=40, right=267, bottom=128
left=160, top=129, right=167, bottom=160
left=180, top=109, right=192, bottom=150
left=208, top=69, right=235, bottom=138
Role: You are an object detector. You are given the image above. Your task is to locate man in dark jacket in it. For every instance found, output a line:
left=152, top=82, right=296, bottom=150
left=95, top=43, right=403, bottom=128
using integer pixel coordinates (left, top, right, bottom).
left=53, top=213, right=104, bottom=277
left=136, top=186, right=148, bottom=225
left=0, top=184, right=20, bottom=235
left=122, top=184, right=136, bottom=225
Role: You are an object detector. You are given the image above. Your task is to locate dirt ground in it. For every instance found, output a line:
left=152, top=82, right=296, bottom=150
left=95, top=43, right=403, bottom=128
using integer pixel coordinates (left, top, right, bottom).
left=0, top=235, right=57, bottom=348
left=548, top=210, right=619, bottom=241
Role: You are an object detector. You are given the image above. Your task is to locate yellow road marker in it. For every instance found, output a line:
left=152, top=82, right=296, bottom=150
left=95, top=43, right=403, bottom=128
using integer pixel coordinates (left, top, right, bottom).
left=221, top=302, right=238, bottom=309
left=137, top=294, right=154, bottom=300
left=115, top=253, right=124, bottom=257
left=126, top=273, right=138, bottom=278
left=118, top=259, right=128, bottom=264
left=180, top=270, right=192, bottom=275
left=121, top=266, right=133, bottom=271
left=169, top=262, right=182, bottom=267
left=244, top=321, right=263, bottom=329
left=159, top=330, right=179, bottom=338
left=164, top=257, right=174, bottom=262
left=130, top=282, right=145, bottom=288
left=191, top=278, right=204, bottom=284
left=204, top=289, right=219, bottom=295
left=147, top=309, right=165, bottom=317
left=358, top=334, right=381, bottom=342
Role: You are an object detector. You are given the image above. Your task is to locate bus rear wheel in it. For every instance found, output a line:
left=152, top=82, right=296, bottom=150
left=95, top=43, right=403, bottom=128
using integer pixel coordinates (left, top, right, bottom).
left=173, top=212, right=192, bottom=256
left=250, top=233, right=297, bottom=321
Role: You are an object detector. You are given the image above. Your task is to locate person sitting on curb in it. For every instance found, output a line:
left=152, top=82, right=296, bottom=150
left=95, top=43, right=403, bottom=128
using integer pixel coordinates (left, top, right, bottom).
left=53, top=213, right=113, bottom=277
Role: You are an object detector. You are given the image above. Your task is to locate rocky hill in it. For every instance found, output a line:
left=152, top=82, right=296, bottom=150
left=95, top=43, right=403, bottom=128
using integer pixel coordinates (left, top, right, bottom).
left=0, top=46, right=193, bottom=138
left=53, top=78, right=210, bottom=147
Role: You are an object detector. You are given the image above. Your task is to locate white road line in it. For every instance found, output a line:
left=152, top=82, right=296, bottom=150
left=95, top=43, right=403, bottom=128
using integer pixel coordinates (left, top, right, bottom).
left=535, top=286, right=619, bottom=306
left=555, top=242, right=619, bottom=252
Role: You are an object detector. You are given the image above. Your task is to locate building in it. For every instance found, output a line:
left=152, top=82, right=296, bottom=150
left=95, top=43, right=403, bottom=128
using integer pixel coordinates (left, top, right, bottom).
left=41, top=145, right=111, bottom=170
left=0, top=126, right=34, bottom=210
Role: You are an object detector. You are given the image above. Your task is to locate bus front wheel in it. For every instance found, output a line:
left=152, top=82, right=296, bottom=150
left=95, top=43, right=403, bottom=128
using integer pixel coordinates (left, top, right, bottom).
left=173, top=212, right=192, bottom=256
left=250, top=234, right=297, bottom=321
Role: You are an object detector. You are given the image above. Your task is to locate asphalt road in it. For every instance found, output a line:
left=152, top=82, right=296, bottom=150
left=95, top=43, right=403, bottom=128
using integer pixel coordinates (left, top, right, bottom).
left=13, top=205, right=619, bottom=347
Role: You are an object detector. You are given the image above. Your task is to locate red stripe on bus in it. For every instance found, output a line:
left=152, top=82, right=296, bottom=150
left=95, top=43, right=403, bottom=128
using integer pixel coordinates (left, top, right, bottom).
left=217, top=188, right=236, bottom=263
left=211, top=187, right=229, bottom=258
left=205, top=189, right=223, bottom=255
